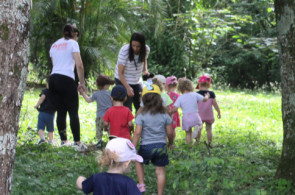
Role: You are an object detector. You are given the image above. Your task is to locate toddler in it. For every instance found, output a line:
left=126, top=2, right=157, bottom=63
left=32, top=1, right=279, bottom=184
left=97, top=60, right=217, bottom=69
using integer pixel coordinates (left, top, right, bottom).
left=34, top=79, right=56, bottom=145
left=81, top=74, right=115, bottom=148
left=172, top=78, right=209, bottom=144
left=133, top=84, right=174, bottom=195
left=196, top=75, right=221, bottom=147
left=166, top=76, right=180, bottom=139
left=76, top=137, right=142, bottom=195
left=103, top=85, right=134, bottom=140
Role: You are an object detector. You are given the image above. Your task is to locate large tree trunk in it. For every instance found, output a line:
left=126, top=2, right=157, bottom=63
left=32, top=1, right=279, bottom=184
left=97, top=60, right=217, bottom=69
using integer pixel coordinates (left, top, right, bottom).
left=0, top=0, right=31, bottom=194
left=274, top=1, right=295, bottom=182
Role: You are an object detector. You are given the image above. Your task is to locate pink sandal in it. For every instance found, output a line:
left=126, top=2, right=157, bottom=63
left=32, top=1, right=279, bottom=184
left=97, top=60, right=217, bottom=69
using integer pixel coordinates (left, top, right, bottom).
left=137, top=184, right=146, bottom=192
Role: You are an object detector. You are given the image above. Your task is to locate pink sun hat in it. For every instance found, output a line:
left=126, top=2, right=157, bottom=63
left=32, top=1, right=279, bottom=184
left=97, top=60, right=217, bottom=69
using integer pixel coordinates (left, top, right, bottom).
left=106, top=138, right=143, bottom=163
left=196, top=75, right=212, bottom=89
left=166, top=76, right=178, bottom=85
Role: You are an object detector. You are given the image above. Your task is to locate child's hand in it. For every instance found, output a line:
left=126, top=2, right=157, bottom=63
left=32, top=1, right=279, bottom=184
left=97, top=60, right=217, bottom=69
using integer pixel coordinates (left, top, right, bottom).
left=169, top=144, right=175, bottom=150
left=34, top=105, right=38, bottom=109
left=217, top=113, right=221, bottom=119
left=205, top=92, right=210, bottom=99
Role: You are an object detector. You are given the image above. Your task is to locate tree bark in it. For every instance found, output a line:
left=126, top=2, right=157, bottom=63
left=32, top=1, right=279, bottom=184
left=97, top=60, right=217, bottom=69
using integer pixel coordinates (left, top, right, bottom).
left=274, top=0, right=295, bottom=183
left=0, top=0, right=31, bottom=194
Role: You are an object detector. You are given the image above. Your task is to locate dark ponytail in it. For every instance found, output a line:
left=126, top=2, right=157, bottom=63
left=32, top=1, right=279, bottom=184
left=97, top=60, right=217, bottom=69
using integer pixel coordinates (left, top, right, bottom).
left=63, top=24, right=74, bottom=40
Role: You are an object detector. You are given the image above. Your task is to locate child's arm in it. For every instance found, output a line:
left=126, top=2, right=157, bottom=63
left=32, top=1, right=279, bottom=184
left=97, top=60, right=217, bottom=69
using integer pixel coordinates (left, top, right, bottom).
left=170, top=106, right=178, bottom=114
left=132, top=125, right=142, bottom=147
left=76, top=176, right=86, bottom=190
left=166, top=124, right=174, bottom=150
left=34, top=94, right=46, bottom=109
left=202, top=92, right=210, bottom=102
left=212, top=99, right=221, bottom=119
left=104, top=121, right=109, bottom=132
left=128, top=121, right=134, bottom=134
left=81, top=91, right=92, bottom=103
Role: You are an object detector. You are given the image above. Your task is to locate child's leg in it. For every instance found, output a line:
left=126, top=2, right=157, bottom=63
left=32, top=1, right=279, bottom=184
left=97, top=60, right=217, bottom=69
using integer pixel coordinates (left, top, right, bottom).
left=185, top=128, right=192, bottom=144
left=135, top=162, right=145, bottom=185
left=155, top=166, right=165, bottom=195
left=96, top=118, right=104, bottom=147
left=206, top=122, right=213, bottom=143
left=172, top=128, right=176, bottom=140
left=196, top=123, right=204, bottom=140
left=48, top=132, right=54, bottom=142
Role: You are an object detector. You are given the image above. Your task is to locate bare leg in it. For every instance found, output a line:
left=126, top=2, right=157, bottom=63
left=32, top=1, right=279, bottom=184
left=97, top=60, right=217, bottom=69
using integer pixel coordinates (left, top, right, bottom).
left=186, top=128, right=192, bottom=144
left=135, top=162, right=145, bottom=189
left=196, top=123, right=204, bottom=140
left=155, top=166, right=165, bottom=195
left=172, top=128, right=176, bottom=140
left=38, top=130, right=45, bottom=140
left=48, top=132, right=54, bottom=142
left=206, top=123, right=213, bottom=143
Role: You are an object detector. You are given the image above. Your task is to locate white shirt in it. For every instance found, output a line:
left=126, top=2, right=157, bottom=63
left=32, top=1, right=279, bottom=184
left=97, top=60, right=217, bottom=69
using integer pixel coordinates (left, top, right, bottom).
left=174, top=92, right=204, bottom=114
left=49, top=38, right=80, bottom=80
left=115, top=44, right=150, bottom=85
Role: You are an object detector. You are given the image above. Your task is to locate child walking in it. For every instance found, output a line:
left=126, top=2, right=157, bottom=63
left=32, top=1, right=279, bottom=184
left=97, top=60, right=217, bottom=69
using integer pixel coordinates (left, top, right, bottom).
left=133, top=84, right=174, bottom=195
left=166, top=76, right=181, bottom=139
left=196, top=75, right=221, bottom=147
left=172, top=78, right=209, bottom=145
left=34, top=79, right=56, bottom=145
left=81, top=74, right=115, bottom=148
left=76, top=137, right=143, bottom=195
left=103, top=85, right=134, bottom=140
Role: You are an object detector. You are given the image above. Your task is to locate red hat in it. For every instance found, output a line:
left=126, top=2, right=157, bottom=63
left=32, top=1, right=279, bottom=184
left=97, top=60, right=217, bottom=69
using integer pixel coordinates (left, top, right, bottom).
left=196, top=75, right=212, bottom=89
left=166, top=76, right=177, bottom=85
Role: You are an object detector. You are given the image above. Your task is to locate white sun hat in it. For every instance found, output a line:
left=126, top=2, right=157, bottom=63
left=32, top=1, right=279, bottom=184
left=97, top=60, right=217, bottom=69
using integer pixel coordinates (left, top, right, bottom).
left=106, top=138, right=143, bottom=163
left=154, top=74, right=166, bottom=84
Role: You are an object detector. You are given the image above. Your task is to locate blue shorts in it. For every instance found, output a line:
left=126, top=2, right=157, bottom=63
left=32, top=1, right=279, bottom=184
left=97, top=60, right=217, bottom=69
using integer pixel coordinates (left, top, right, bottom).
left=37, top=112, right=55, bottom=132
left=138, top=143, right=169, bottom=167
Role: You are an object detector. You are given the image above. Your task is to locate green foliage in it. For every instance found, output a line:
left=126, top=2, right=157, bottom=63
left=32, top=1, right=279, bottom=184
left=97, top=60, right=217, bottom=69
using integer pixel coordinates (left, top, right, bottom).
left=12, top=86, right=295, bottom=194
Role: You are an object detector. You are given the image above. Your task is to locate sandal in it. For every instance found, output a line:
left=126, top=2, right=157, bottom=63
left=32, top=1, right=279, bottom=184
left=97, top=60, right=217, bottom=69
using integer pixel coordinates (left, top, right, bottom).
left=137, top=184, right=146, bottom=192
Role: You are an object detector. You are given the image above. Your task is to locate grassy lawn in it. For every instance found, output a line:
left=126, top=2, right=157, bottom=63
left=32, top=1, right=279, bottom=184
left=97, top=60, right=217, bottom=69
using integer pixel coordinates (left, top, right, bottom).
left=12, top=87, right=292, bottom=194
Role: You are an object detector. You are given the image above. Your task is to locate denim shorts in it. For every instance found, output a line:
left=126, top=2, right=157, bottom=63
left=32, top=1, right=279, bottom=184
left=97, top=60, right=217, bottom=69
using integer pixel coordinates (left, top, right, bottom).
left=37, top=112, right=55, bottom=132
left=138, top=143, right=169, bottom=166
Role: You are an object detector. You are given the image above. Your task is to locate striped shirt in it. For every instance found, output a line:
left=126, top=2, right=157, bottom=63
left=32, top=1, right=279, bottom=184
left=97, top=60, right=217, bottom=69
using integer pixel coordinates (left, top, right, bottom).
left=115, top=44, right=150, bottom=85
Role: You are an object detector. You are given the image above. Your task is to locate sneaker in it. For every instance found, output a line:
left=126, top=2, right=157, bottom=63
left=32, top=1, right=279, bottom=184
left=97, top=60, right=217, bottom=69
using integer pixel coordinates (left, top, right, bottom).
left=73, top=142, right=88, bottom=152
left=38, top=139, right=46, bottom=145
left=60, top=141, right=70, bottom=147
left=96, top=140, right=103, bottom=148
left=48, top=140, right=53, bottom=145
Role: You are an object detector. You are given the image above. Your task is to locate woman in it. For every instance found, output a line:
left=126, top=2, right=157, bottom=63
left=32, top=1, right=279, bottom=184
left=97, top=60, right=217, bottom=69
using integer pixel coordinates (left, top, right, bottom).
left=49, top=24, right=86, bottom=149
left=114, top=32, right=150, bottom=112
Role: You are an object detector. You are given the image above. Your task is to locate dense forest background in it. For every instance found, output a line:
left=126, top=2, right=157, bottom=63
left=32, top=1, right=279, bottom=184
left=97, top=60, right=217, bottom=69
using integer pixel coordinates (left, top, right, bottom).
left=30, top=0, right=278, bottom=90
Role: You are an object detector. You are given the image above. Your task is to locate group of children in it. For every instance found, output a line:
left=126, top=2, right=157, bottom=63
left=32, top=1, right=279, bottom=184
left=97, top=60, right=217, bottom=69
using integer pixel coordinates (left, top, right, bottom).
left=34, top=73, right=221, bottom=194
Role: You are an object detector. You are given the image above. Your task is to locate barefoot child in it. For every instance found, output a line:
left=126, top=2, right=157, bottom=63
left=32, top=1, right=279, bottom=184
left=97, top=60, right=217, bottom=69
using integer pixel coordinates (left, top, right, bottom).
left=196, top=75, right=221, bottom=147
left=103, top=85, right=134, bottom=140
left=166, top=76, right=181, bottom=139
left=172, top=78, right=209, bottom=145
left=76, top=137, right=142, bottom=195
left=34, top=79, right=56, bottom=145
left=133, top=84, right=174, bottom=195
left=80, top=75, right=115, bottom=148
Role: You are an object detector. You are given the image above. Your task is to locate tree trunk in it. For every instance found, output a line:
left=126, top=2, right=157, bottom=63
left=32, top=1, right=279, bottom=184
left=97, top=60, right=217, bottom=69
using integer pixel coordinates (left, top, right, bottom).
left=274, top=0, right=295, bottom=183
left=0, top=1, right=31, bottom=194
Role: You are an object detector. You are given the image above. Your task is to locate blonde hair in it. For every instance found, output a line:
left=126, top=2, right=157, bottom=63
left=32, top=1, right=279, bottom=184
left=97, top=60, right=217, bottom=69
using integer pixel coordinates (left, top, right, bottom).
left=177, top=78, right=194, bottom=93
left=199, top=82, right=211, bottom=89
left=97, top=149, right=125, bottom=169
left=152, top=78, right=163, bottom=92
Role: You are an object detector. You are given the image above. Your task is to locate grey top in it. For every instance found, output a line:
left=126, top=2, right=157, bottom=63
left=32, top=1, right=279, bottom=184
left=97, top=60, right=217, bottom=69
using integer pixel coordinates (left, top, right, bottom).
left=135, top=112, right=172, bottom=145
left=91, top=90, right=112, bottom=118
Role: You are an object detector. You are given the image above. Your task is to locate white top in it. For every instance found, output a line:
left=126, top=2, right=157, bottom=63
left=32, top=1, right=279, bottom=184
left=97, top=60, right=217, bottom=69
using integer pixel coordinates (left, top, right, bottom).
left=49, top=38, right=80, bottom=80
left=115, top=44, right=150, bottom=85
left=174, top=92, right=204, bottom=114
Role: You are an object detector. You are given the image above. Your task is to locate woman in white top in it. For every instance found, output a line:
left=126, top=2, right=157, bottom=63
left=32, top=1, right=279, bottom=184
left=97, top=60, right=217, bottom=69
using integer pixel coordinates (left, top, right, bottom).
left=114, top=32, right=150, bottom=112
left=49, top=24, right=86, bottom=147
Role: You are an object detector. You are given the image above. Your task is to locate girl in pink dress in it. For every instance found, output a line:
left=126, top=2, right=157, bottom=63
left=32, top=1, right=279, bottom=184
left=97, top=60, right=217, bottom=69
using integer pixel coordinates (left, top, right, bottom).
left=166, top=76, right=180, bottom=139
left=196, top=75, right=221, bottom=147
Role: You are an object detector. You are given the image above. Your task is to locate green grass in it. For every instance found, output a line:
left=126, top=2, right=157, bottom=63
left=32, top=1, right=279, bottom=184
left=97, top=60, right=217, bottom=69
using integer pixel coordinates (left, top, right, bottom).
left=12, top=87, right=293, bottom=194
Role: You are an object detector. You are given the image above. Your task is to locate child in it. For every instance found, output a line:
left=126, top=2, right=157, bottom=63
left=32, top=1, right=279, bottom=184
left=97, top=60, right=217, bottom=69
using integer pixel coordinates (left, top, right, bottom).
left=152, top=76, right=173, bottom=107
left=103, top=85, right=134, bottom=140
left=133, top=84, right=174, bottom=194
left=34, top=79, right=56, bottom=145
left=172, top=78, right=209, bottom=145
left=81, top=74, right=115, bottom=148
left=196, top=75, right=221, bottom=147
left=166, top=76, right=181, bottom=139
left=76, top=137, right=143, bottom=195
